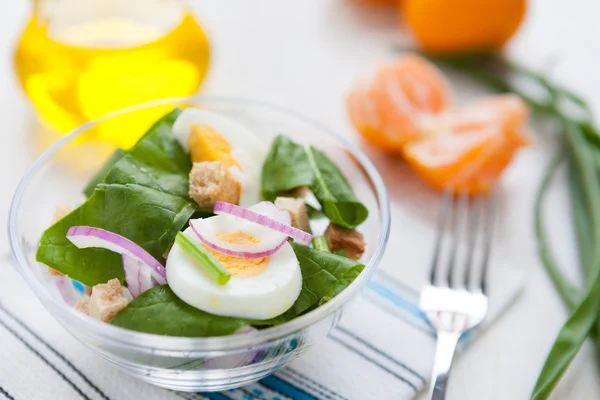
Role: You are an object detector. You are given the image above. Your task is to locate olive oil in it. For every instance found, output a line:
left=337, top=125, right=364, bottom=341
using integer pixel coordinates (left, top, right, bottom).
left=14, top=7, right=210, bottom=148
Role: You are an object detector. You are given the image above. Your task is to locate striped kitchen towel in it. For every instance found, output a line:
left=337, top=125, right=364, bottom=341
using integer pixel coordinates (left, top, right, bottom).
left=0, top=255, right=523, bottom=400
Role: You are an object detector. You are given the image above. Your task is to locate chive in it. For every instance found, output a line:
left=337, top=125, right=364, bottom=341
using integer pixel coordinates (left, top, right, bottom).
left=312, top=236, right=330, bottom=252
left=175, top=232, right=231, bottom=285
left=568, top=161, right=594, bottom=279
left=534, top=152, right=580, bottom=309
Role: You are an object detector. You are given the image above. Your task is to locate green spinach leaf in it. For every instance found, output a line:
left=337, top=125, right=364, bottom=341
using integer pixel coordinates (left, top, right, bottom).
left=306, top=204, right=326, bottom=220
left=256, top=243, right=364, bottom=325
left=261, top=136, right=314, bottom=199
left=111, top=285, right=248, bottom=337
left=36, top=109, right=196, bottom=286
left=306, top=146, right=368, bottom=229
left=112, top=243, right=364, bottom=336
left=83, top=149, right=125, bottom=197
left=261, top=135, right=368, bottom=229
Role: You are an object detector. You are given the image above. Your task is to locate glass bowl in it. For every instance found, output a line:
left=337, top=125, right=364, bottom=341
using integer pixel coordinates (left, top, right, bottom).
left=8, top=96, right=390, bottom=392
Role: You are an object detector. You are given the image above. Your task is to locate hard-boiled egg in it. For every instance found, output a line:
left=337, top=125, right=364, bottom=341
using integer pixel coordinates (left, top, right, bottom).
left=173, top=108, right=266, bottom=206
left=166, top=222, right=302, bottom=320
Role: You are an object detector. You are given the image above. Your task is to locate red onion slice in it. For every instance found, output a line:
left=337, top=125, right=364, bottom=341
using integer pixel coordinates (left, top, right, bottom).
left=55, top=276, right=78, bottom=306
left=189, top=220, right=288, bottom=258
left=214, top=201, right=312, bottom=245
left=66, top=226, right=167, bottom=285
left=123, top=255, right=156, bottom=297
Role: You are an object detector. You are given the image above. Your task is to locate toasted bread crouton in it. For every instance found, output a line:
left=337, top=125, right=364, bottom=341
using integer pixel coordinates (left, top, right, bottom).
left=275, top=197, right=312, bottom=234
left=87, top=279, right=129, bottom=323
left=324, top=223, right=365, bottom=260
left=280, top=186, right=310, bottom=198
left=75, top=295, right=91, bottom=315
left=189, top=161, right=241, bottom=209
left=48, top=268, right=64, bottom=276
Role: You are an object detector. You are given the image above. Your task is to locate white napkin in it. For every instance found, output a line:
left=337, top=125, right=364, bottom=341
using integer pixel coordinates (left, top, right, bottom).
left=0, top=253, right=523, bottom=400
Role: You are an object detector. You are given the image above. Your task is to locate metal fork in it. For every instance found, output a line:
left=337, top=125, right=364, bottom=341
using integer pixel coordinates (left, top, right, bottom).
left=420, top=189, right=495, bottom=400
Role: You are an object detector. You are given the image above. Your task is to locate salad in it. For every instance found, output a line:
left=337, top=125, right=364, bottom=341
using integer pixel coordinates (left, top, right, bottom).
left=36, top=108, right=369, bottom=337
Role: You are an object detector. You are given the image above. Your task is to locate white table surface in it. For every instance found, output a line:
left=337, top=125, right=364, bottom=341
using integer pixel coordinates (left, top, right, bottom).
left=1, top=1, right=599, bottom=399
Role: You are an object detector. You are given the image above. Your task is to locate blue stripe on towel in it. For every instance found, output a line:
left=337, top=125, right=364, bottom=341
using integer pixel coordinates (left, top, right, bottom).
left=373, top=270, right=419, bottom=296
left=260, top=375, right=317, bottom=400
left=71, top=280, right=85, bottom=293
left=366, top=280, right=429, bottom=324
left=366, top=275, right=474, bottom=344
left=200, top=392, right=234, bottom=400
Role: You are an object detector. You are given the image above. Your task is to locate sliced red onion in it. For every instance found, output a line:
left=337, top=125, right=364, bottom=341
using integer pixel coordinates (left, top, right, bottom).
left=55, top=276, right=78, bottom=306
left=123, top=254, right=157, bottom=298
left=248, top=201, right=291, bottom=225
left=189, top=219, right=288, bottom=258
left=213, top=201, right=312, bottom=245
left=66, top=226, right=167, bottom=285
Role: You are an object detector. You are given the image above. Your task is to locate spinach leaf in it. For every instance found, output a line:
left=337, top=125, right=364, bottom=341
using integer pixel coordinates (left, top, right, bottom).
left=111, top=285, right=248, bottom=337
left=261, top=135, right=368, bottom=229
left=306, top=204, right=326, bottom=220
left=112, top=243, right=364, bottom=336
left=257, top=243, right=364, bottom=325
left=83, top=149, right=125, bottom=197
left=306, top=146, right=368, bottom=229
left=36, top=109, right=196, bottom=286
left=261, top=136, right=314, bottom=199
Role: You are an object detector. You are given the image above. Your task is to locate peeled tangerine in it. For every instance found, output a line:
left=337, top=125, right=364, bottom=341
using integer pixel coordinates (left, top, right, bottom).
left=404, top=94, right=529, bottom=194
left=348, top=54, right=450, bottom=152
left=347, top=55, right=529, bottom=194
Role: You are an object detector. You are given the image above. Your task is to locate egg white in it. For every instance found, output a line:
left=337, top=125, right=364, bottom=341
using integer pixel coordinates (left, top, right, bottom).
left=166, top=227, right=302, bottom=320
left=173, top=108, right=267, bottom=206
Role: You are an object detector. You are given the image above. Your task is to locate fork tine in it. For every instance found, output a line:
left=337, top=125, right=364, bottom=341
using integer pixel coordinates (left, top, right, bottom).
left=447, top=191, right=469, bottom=288
left=479, top=192, right=498, bottom=295
left=463, top=195, right=483, bottom=290
left=429, top=188, right=453, bottom=285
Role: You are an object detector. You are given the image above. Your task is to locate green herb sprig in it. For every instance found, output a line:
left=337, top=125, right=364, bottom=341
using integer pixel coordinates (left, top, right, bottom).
left=175, top=232, right=231, bottom=285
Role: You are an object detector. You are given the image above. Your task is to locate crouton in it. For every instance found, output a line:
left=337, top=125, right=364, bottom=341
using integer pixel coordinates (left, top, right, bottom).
left=75, top=295, right=91, bottom=315
left=280, top=186, right=310, bottom=198
left=324, top=223, right=365, bottom=260
left=48, top=268, right=64, bottom=276
left=275, top=197, right=312, bottom=234
left=189, top=161, right=241, bottom=209
left=87, top=279, right=129, bottom=323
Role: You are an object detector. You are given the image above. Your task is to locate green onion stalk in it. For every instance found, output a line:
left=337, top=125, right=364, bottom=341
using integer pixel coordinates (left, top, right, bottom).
left=427, top=53, right=600, bottom=399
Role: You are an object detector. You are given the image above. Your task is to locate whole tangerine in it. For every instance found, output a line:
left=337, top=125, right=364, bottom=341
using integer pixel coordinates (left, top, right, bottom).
left=403, top=0, right=527, bottom=54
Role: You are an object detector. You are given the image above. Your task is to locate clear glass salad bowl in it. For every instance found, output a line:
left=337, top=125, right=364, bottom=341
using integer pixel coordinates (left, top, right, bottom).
left=8, top=97, right=390, bottom=392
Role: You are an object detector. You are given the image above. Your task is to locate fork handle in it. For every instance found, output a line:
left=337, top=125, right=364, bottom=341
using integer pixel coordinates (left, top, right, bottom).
left=428, top=331, right=461, bottom=400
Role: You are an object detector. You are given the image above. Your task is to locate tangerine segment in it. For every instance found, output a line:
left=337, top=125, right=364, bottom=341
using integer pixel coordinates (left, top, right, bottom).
left=403, top=95, right=529, bottom=194
left=347, top=86, right=402, bottom=152
left=440, top=94, right=528, bottom=133
left=347, top=54, right=450, bottom=152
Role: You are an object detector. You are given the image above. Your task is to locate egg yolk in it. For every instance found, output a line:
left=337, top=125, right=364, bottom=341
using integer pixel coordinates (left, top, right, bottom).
left=203, top=231, right=270, bottom=278
left=188, top=124, right=240, bottom=168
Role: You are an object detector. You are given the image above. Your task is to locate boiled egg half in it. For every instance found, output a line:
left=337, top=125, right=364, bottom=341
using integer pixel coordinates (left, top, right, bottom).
left=166, top=215, right=302, bottom=320
left=173, top=108, right=267, bottom=206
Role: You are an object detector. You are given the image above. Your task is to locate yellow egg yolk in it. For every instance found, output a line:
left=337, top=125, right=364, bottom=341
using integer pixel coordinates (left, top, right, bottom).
left=188, top=124, right=240, bottom=169
left=203, top=231, right=270, bottom=278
